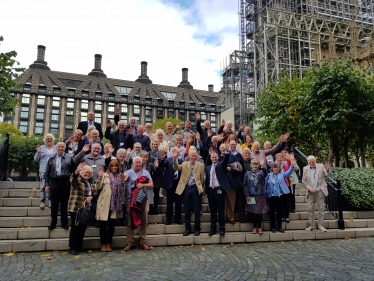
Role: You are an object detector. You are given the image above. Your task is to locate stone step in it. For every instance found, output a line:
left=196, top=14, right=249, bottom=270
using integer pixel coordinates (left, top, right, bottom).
left=1, top=227, right=374, bottom=253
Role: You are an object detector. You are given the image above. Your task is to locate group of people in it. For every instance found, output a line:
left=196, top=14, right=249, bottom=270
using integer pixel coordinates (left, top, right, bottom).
left=34, top=110, right=332, bottom=255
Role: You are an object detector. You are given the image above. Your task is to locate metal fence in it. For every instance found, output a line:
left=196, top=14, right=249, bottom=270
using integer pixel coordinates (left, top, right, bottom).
left=0, top=134, right=10, bottom=181
left=291, top=145, right=345, bottom=230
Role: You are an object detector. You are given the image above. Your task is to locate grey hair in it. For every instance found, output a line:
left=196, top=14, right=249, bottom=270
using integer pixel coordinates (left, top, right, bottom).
left=91, top=143, right=102, bottom=151
left=133, top=156, right=142, bottom=163
left=170, top=147, right=180, bottom=154
left=116, top=148, right=127, bottom=157
left=140, top=151, right=149, bottom=157
left=43, top=133, right=55, bottom=143
left=133, top=142, right=142, bottom=148
left=307, top=155, right=316, bottom=161
left=56, top=141, right=66, bottom=148
left=155, top=129, right=164, bottom=137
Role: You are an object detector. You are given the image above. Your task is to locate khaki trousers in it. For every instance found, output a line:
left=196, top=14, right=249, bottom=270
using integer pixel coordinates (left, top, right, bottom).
left=307, top=190, right=325, bottom=228
left=126, top=201, right=149, bottom=246
left=225, top=188, right=236, bottom=222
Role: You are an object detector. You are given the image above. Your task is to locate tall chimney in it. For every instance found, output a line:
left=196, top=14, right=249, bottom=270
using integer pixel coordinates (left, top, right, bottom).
left=29, top=45, right=50, bottom=70
left=177, top=68, right=193, bottom=89
left=135, top=61, right=152, bottom=84
left=88, top=54, right=107, bottom=78
left=208, top=84, right=214, bottom=92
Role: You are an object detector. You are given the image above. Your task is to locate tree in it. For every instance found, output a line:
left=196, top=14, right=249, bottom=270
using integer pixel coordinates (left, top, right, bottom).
left=0, top=36, right=24, bottom=115
left=151, top=117, right=182, bottom=132
left=0, top=122, right=23, bottom=138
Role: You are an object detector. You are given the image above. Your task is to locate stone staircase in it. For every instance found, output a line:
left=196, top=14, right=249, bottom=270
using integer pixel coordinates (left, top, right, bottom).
left=1, top=181, right=374, bottom=253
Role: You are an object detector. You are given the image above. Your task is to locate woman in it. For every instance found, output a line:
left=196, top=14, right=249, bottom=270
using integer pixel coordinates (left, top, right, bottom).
left=64, top=129, right=84, bottom=156
left=144, top=123, right=156, bottom=140
left=34, top=133, right=56, bottom=209
left=68, top=163, right=96, bottom=255
left=155, top=129, right=169, bottom=153
left=265, top=159, right=296, bottom=233
left=116, top=148, right=129, bottom=173
left=241, top=135, right=254, bottom=151
left=95, top=160, right=126, bottom=252
left=78, top=128, right=104, bottom=155
left=243, top=157, right=268, bottom=234
left=209, top=135, right=219, bottom=155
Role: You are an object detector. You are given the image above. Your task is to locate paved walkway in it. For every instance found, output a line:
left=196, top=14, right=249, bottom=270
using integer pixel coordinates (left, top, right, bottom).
left=1, top=238, right=374, bottom=281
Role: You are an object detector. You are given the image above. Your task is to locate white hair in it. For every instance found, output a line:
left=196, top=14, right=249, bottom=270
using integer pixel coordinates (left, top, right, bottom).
left=90, top=129, right=99, bottom=136
left=307, top=155, right=316, bottom=161
left=43, top=133, right=55, bottom=143
left=133, top=156, right=142, bottom=163
left=156, top=129, right=164, bottom=137
left=224, top=120, right=233, bottom=131
left=116, top=148, right=127, bottom=157
left=133, top=142, right=142, bottom=148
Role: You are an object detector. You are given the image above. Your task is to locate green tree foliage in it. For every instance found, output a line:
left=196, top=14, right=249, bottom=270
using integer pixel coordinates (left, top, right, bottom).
left=0, top=36, right=24, bottom=115
left=151, top=117, right=182, bottom=132
left=0, top=122, right=23, bottom=137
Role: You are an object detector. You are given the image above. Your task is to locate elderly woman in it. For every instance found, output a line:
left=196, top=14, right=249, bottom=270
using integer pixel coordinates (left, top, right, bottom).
left=155, top=129, right=169, bottom=151
left=241, top=135, right=254, bottom=151
left=243, top=157, right=268, bottom=234
left=144, top=123, right=155, bottom=140
left=126, top=142, right=142, bottom=165
left=68, top=163, right=96, bottom=255
left=95, top=160, right=126, bottom=252
left=265, top=159, right=296, bottom=233
left=34, top=133, right=56, bottom=209
left=64, top=129, right=84, bottom=156
left=116, top=148, right=129, bottom=173
left=104, top=143, right=117, bottom=167
left=78, top=128, right=104, bottom=156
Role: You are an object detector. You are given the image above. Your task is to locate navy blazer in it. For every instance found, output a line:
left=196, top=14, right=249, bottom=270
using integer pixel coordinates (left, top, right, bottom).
left=205, top=152, right=231, bottom=193
left=77, top=121, right=103, bottom=140
left=160, top=157, right=182, bottom=190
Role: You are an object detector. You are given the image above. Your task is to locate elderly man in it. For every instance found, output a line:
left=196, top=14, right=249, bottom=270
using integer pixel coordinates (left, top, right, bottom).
left=174, top=121, right=195, bottom=143
left=164, top=122, right=177, bottom=148
left=74, top=143, right=106, bottom=181
left=238, top=124, right=254, bottom=144
left=114, top=108, right=138, bottom=135
left=123, top=156, right=153, bottom=252
left=302, top=156, right=332, bottom=232
left=77, top=111, right=103, bottom=140
left=45, top=142, right=75, bottom=230
left=196, top=112, right=216, bottom=162
left=128, top=125, right=151, bottom=151
left=105, top=119, right=132, bottom=155
left=173, top=148, right=205, bottom=236
left=251, top=133, right=289, bottom=162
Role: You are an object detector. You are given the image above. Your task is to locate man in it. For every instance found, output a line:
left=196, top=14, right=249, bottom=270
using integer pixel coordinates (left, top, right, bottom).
left=250, top=133, right=289, bottom=162
left=45, top=142, right=75, bottom=230
left=161, top=147, right=183, bottom=225
left=126, top=142, right=143, bottom=166
left=238, top=124, right=254, bottom=144
left=114, top=108, right=138, bottom=135
left=173, top=148, right=205, bottom=236
left=196, top=112, right=216, bottom=162
left=74, top=143, right=106, bottom=181
left=302, top=156, right=332, bottom=232
left=205, top=148, right=230, bottom=237
left=163, top=122, right=177, bottom=148
left=174, top=121, right=195, bottom=144
left=123, top=156, right=153, bottom=251
left=105, top=119, right=132, bottom=155
left=77, top=111, right=103, bottom=140
left=128, top=125, right=151, bottom=151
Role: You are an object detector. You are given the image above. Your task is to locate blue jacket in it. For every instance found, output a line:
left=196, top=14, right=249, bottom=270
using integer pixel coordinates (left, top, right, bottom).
left=265, top=166, right=294, bottom=198
left=205, top=152, right=231, bottom=193
left=160, top=157, right=183, bottom=190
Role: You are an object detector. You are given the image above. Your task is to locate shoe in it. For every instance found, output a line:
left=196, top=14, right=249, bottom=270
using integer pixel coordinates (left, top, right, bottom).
left=194, top=230, right=200, bottom=236
left=165, top=219, right=172, bottom=225
left=285, top=218, right=290, bottom=223
left=257, top=228, right=263, bottom=234
left=101, top=244, right=108, bottom=252
left=76, top=248, right=88, bottom=253
left=278, top=228, right=285, bottom=233
left=291, top=209, right=295, bottom=213
left=61, top=225, right=69, bottom=230
left=220, top=230, right=225, bottom=237
left=183, top=229, right=191, bottom=236
left=39, top=203, right=45, bottom=209
left=48, top=225, right=56, bottom=231
left=271, top=229, right=276, bottom=233
left=240, top=218, right=246, bottom=223
left=106, top=244, right=112, bottom=252
left=305, top=227, right=314, bottom=231
left=123, top=245, right=133, bottom=252
left=208, top=230, right=216, bottom=236
left=94, top=222, right=100, bottom=228
left=252, top=228, right=257, bottom=234
left=175, top=219, right=183, bottom=225
left=139, top=244, right=152, bottom=250
left=319, top=226, right=327, bottom=232
left=229, top=220, right=235, bottom=225
left=68, top=249, right=78, bottom=255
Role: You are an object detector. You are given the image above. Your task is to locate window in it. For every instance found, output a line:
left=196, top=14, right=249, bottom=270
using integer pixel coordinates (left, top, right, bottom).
left=157, top=99, right=163, bottom=106
left=190, top=111, right=196, bottom=122
left=201, top=112, right=206, bottom=121
left=23, top=84, right=31, bottom=91
left=114, top=86, right=132, bottom=95
left=157, top=108, right=164, bottom=119
left=53, top=88, right=61, bottom=95
left=189, top=102, right=195, bottom=109
left=80, top=111, right=88, bottom=122
left=145, top=98, right=152, bottom=104
left=179, top=101, right=185, bottom=108
left=95, top=93, right=102, bottom=99
left=120, top=104, right=127, bottom=120
left=39, top=86, right=46, bottom=93
left=95, top=117, right=102, bottom=123
left=145, top=107, right=152, bottom=116
left=108, top=93, right=115, bottom=100
left=52, top=97, right=60, bottom=107
left=51, top=109, right=59, bottom=122
left=134, top=96, right=140, bottom=103
left=168, top=100, right=174, bottom=107
left=50, top=123, right=59, bottom=135
left=67, top=98, right=75, bottom=108
left=161, top=91, right=176, bottom=100
left=20, top=107, right=29, bottom=119
left=37, top=95, right=45, bottom=106
left=35, top=122, right=44, bottom=134
left=21, top=94, right=30, bottom=104
left=68, top=89, right=75, bottom=96
left=108, top=103, right=115, bottom=113
left=168, top=109, right=175, bottom=118
left=95, top=101, right=102, bottom=111
left=179, top=110, right=185, bottom=122
left=133, top=105, right=140, bottom=115
left=81, top=91, right=89, bottom=98
left=81, top=100, right=89, bottom=110
left=36, top=108, right=44, bottom=120
left=211, top=113, right=216, bottom=122
left=19, top=121, right=28, bottom=134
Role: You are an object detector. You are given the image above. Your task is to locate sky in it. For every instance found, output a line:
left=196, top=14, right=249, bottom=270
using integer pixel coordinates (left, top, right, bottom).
left=0, top=0, right=241, bottom=92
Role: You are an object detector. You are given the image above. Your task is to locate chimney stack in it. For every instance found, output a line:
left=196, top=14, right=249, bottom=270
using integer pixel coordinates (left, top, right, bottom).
left=177, top=68, right=193, bottom=89
left=29, top=45, right=50, bottom=70
left=88, top=54, right=107, bottom=78
left=208, top=84, right=214, bottom=92
left=135, top=61, right=152, bottom=84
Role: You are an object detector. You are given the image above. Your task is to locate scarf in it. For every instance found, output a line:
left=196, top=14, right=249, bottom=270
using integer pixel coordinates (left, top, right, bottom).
left=249, top=169, right=266, bottom=194
left=272, top=173, right=281, bottom=197
left=109, top=173, right=124, bottom=216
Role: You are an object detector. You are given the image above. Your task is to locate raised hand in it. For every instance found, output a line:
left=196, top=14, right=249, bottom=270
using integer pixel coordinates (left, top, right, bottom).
left=106, top=119, right=112, bottom=127
left=239, top=123, right=244, bottom=131
left=207, top=129, right=212, bottom=138
left=324, top=162, right=330, bottom=171
left=195, top=112, right=201, bottom=120
left=291, top=158, right=297, bottom=166
left=154, top=159, right=159, bottom=168
left=82, top=144, right=91, bottom=153
left=221, top=119, right=226, bottom=126
left=77, top=162, right=86, bottom=171
left=97, top=167, right=104, bottom=178
left=127, top=148, right=132, bottom=153
left=36, top=144, right=41, bottom=153
left=115, top=107, right=120, bottom=115
left=259, top=155, right=266, bottom=167
left=208, top=147, right=213, bottom=155
left=219, top=133, right=224, bottom=141
left=119, top=172, right=126, bottom=182
left=172, top=148, right=179, bottom=159
left=196, top=132, right=200, bottom=141
left=176, top=124, right=181, bottom=129
left=289, top=153, right=295, bottom=162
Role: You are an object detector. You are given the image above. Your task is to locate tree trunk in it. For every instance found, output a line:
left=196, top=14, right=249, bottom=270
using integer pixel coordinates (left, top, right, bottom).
left=360, top=145, right=366, bottom=168
left=332, top=137, right=340, bottom=167
left=355, top=148, right=360, bottom=168
left=343, top=145, right=349, bottom=168
left=328, top=137, right=334, bottom=166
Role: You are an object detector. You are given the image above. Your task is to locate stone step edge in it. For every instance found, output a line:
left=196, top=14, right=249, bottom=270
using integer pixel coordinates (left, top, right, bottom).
left=1, top=227, right=373, bottom=253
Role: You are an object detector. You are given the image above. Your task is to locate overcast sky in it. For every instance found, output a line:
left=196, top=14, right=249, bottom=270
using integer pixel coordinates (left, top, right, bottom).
left=1, top=0, right=240, bottom=92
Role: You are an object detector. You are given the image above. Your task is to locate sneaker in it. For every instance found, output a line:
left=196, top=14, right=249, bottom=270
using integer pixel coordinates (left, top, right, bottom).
left=252, top=228, right=257, bottom=234
left=305, top=226, right=314, bottom=231
left=319, top=226, right=327, bottom=232
left=257, top=228, right=263, bottom=234
left=39, top=203, right=45, bottom=209
left=48, top=202, right=51, bottom=208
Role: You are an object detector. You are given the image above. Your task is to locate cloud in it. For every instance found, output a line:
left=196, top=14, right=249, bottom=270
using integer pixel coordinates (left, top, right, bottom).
left=0, top=0, right=239, bottom=91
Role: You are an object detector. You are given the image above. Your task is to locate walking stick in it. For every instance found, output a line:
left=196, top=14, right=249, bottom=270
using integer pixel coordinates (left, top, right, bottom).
left=311, top=192, right=316, bottom=230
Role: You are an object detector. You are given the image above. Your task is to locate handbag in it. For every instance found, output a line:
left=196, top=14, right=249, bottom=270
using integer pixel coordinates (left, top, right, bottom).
left=75, top=201, right=95, bottom=226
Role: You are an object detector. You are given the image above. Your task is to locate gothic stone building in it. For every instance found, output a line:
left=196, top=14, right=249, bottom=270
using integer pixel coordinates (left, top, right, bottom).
left=7, top=45, right=224, bottom=138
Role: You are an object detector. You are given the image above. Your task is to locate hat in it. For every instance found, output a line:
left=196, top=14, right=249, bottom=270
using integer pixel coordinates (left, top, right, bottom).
left=251, top=158, right=259, bottom=164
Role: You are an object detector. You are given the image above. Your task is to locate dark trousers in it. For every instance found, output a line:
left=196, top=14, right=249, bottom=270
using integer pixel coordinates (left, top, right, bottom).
left=208, top=189, right=225, bottom=231
left=99, top=216, right=116, bottom=245
left=200, top=149, right=208, bottom=163
left=268, top=195, right=285, bottom=230
left=252, top=213, right=263, bottom=229
left=69, top=212, right=87, bottom=250
left=283, top=192, right=291, bottom=219
left=183, top=186, right=201, bottom=231
left=290, top=185, right=296, bottom=211
left=166, top=179, right=182, bottom=221
left=50, top=178, right=70, bottom=226
left=236, top=188, right=246, bottom=221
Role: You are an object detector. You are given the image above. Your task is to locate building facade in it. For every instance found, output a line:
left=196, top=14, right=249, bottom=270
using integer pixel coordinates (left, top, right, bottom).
left=7, top=46, right=224, bottom=138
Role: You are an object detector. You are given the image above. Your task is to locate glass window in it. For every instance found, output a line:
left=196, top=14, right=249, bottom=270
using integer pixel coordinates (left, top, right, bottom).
left=20, top=107, right=29, bottom=119
left=95, top=101, right=102, bottom=111
left=201, top=112, right=206, bottom=121
left=95, top=93, right=102, bottom=99
left=51, top=114, right=59, bottom=121
left=161, top=91, right=176, bottom=100
left=121, top=105, right=128, bottom=113
left=52, top=97, right=60, bottom=107
left=95, top=117, right=102, bottom=123
left=39, top=86, right=46, bottom=93
left=81, top=100, right=89, bottom=110
left=179, top=110, right=185, bottom=122
left=145, top=98, right=152, bottom=104
left=23, top=84, right=31, bottom=91
left=67, top=98, right=75, bottom=108
left=21, top=94, right=30, bottom=104
left=108, top=93, right=115, bottom=100
left=133, top=105, right=140, bottom=115
left=168, top=109, right=175, bottom=118
left=108, top=114, right=114, bottom=119
left=37, top=95, right=45, bottom=105
left=108, top=104, right=115, bottom=112
left=114, top=86, right=132, bottom=95
left=145, top=117, right=152, bottom=122
left=35, top=122, right=44, bottom=134
left=68, top=90, right=75, bottom=96
left=157, top=108, right=164, bottom=119
left=211, top=113, right=216, bottom=122
left=80, top=111, right=88, bottom=122
left=145, top=107, right=152, bottom=116
left=53, top=88, right=61, bottom=95
left=81, top=91, right=89, bottom=98
left=20, top=121, right=28, bottom=133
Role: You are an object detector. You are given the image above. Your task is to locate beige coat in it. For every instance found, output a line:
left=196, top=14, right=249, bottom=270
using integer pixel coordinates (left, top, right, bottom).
left=302, top=164, right=332, bottom=196
left=95, top=173, right=125, bottom=221
left=173, top=161, right=205, bottom=195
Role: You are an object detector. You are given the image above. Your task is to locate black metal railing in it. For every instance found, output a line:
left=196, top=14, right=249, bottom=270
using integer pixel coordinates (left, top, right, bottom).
left=292, top=145, right=345, bottom=230
left=0, top=134, right=10, bottom=181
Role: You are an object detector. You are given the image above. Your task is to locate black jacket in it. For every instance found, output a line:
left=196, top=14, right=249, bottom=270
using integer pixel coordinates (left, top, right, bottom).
left=45, top=153, right=75, bottom=185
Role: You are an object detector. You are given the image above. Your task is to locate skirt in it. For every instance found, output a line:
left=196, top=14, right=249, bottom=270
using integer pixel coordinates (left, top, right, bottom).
left=245, top=195, right=267, bottom=214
